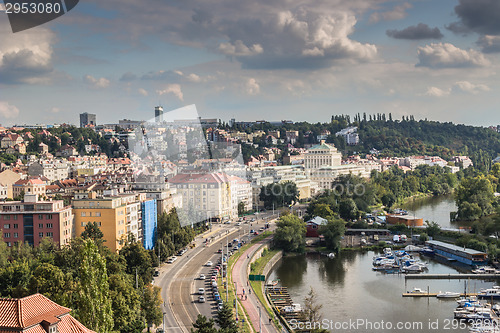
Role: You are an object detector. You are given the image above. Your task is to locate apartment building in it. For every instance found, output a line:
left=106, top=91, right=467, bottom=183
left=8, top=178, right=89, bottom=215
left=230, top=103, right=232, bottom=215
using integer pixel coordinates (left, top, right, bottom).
left=0, top=194, right=74, bottom=247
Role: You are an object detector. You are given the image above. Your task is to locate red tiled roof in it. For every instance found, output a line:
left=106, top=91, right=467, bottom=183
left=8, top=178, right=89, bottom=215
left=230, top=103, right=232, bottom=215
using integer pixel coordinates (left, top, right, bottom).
left=57, top=314, right=96, bottom=333
left=0, top=294, right=70, bottom=329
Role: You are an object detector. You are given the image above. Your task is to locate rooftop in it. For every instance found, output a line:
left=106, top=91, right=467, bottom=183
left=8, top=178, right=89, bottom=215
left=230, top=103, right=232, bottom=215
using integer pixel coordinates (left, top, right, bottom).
left=426, top=240, right=487, bottom=255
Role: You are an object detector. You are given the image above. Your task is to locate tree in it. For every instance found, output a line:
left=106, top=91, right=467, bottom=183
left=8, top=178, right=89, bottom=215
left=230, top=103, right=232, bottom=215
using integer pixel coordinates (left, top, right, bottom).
left=142, top=285, right=163, bottom=331
left=425, top=221, right=441, bottom=238
left=319, top=218, right=346, bottom=253
left=191, top=315, right=217, bottom=333
left=119, top=240, right=153, bottom=287
left=108, top=274, right=142, bottom=333
left=237, top=201, right=245, bottom=216
left=273, top=214, right=306, bottom=252
left=81, top=221, right=105, bottom=246
left=215, top=303, right=238, bottom=333
left=301, top=287, right=328, bottom=333
left=75, top=239, right=114, bottom=333
left=0, top=234, right=8, bottom=269
left=28, top=263, right=68, bottom=305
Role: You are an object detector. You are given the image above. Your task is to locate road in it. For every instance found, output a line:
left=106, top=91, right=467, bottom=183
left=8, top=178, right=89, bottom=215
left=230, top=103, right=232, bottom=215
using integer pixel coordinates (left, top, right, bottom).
left=154, top=212, right=276, bottom=332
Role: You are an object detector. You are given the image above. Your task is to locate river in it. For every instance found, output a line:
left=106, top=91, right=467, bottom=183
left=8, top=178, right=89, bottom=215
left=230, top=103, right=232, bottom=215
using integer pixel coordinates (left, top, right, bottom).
left=268, top=252, right=496, bottom=333
left=400, top=194, right=473, bottom=229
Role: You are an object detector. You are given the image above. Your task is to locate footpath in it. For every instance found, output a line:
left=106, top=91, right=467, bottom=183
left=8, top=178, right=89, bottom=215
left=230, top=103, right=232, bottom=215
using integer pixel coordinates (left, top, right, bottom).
left=232, top=241, right=279, bottom=333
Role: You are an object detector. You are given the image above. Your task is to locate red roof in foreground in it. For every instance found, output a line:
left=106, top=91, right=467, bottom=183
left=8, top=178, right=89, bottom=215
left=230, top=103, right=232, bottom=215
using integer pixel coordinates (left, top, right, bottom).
left=0, top=294, right=95, bottom=333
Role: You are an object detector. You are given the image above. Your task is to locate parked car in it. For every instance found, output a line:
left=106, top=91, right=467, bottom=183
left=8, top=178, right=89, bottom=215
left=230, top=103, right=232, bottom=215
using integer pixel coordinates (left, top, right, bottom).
left=153, top=270, right=160, bottom=277
left=198, top=296, right=205, bottom=303
left=198, top=288, right=205, bottom=295
left=199, top=274, right=205, bottom=280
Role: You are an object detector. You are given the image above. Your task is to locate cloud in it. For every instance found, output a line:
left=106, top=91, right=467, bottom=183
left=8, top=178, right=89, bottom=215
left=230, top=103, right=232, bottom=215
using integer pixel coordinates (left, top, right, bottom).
left=449, top=0, right=500, bottom=35
left=50, top=107, right=61, bottom=113
left=416, top=43, right=490, bottom=68
left=369, top=3, right=412, bottom=23
left=476, top=35, right=500, bottom=53
left=83, top=75, right=111, bottom=88
left=386, top=23, right=443, bottom=40
left=138, top=88, right=148, bottom=96
left=141, top=69, right=206, bottom=83
left=218, top=40, right=263, bottom=56
left=120, top=72, right=137, bottom=81
left=453, top=81, right=490, bottom=94
left=0, top=101, right=20, bottom=119
left=156, top=84, right=184, bottom=101
left=425, top=86, right=450, bottom=97
left=0, top=24, right=55, bottom=84
left=245, top=78, right=260, bottom=95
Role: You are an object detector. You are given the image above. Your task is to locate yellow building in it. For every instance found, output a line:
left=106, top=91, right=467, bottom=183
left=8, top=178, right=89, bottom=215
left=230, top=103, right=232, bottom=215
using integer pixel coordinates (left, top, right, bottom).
left=72, top=193, right=137, bottom=252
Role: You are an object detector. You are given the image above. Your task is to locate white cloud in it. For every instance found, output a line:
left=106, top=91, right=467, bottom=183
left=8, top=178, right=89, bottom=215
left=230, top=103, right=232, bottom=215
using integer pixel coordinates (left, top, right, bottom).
left=0, top=22, right=55, bottom=84
left=0, top=101, right=20, bottom=119
left=417, top=43, right=490, bottom=68
left=425, top=86, right=450, bottom=97
left=138, top=88, right=148, bottom=96
left=245, top=78, right=260, bottom=95
left=50, top=107, right=61, bottom=113
left=156, top=84, right=184, bottom=101
left=453, top=81, right=490, bottom=94
left=218, top=40, right=264, bottom=56
left=369, top=3, right=412, bottom=23
left=83, top=75, right=110, bottom=88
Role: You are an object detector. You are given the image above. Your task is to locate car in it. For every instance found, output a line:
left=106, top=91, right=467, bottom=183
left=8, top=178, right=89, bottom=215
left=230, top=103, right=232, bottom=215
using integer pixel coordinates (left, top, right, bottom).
left=198, top=288, right=205, bottom=295
left=167, top=258, right=174, bottom=264
left=212, top=281, right=218, bottom=287
left=153, top=270, right=160, bottom=277
left=198, top=296, right=205, bottom=303
left=170, top=256, right=178, bottom=261
left=250, top=230, right=255, bottom=234
left=199, top=274, right=205, bottom=280
left=236, top=222, right=241, bottom=226
left=206, top=261, right=213, bottom=266
left=254, top=232, right=259, bottom=235
left=156, top=329, right=164, bottom=333
left=218, top=303, right=224, bottom=310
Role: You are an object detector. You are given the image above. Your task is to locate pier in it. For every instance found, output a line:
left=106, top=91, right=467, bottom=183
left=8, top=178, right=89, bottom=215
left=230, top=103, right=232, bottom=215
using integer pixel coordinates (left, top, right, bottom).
left=402, top=292, right=479, bottom=297
left=405, top=274, right=500, bottom=280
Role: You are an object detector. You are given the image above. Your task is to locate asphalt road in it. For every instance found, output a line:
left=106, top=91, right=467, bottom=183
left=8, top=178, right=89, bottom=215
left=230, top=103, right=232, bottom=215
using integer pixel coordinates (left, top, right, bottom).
left=154, top=212, right=276, bottom=333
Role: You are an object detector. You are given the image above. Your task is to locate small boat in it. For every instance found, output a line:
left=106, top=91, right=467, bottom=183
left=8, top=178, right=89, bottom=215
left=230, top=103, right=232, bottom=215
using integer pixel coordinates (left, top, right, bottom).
left=457, top=296, right=479, bottom=307
left=436, top=291, right=461, bottom=298
left=408, top=287, right=427, bottom=294
left=478, top=287, right=500, bottom=299
left=473, top=267, right=498, bottom=274
left=327, top=253, right=335, bottom=259
left=420, top=247, right=435, bottom=256
left=470, top=322, right=500, bottom=333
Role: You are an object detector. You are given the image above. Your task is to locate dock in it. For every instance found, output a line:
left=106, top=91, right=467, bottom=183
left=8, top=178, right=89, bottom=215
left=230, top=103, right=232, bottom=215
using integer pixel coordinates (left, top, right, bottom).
left=402, top=292, right=479, bottom=297
left=405, top=274, right=500, bottom=280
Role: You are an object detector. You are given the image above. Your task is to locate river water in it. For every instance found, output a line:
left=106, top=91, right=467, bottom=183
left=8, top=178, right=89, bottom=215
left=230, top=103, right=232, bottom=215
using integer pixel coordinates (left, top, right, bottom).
left=269, top=252, right=496, bottom=333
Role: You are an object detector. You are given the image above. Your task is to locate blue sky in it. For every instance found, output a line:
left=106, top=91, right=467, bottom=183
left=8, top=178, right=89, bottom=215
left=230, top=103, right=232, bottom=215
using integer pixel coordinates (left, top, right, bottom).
left=1, top=0, right=500, bottom=127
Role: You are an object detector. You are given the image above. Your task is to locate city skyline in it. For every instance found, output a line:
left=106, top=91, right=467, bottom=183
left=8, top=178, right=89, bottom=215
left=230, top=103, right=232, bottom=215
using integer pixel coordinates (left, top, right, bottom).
left=1, top=0, right=500, bottom=127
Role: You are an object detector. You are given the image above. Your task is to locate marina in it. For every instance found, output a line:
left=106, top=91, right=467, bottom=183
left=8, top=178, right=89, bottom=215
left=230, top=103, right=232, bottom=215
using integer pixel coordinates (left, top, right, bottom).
left=405, top=274, right=500, bottom=280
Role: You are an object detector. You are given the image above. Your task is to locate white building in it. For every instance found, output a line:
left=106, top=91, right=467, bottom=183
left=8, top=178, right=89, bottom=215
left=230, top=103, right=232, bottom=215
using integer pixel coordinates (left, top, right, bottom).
left=27, top=159, right=69, bottom=182
left=304, top=140, right=342, bottom=170
left=336, top=127, right=359, bottom=145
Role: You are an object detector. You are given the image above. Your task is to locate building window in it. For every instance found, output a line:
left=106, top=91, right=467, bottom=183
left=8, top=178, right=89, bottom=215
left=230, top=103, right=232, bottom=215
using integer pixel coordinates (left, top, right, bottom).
left=13, top=215, right=17, bottom=220
left=47, top=223, right=53, bottom=229
left=38, top=214, right=43, bottom=220
left=46, top=232, right=53, bottom=237
left=4, top=233, right=10, bottom=238
left=3, top=224, right=9, bottom=229
left=38, top=223, right=43, bottom=228
left=13, top=232, right=18, bottom=238
left=13, top=224, right=18, bottom=229
left=81, top=212, right=86, bottom=217
left=95, top=212, right=101, bottom=217
left=39, top=232, right=43, bottom=238
left=3, top=215, right=10, bottom=220
left=81, top=222, right=87, bottom=227
left=47, top=214, right=53, bottom=219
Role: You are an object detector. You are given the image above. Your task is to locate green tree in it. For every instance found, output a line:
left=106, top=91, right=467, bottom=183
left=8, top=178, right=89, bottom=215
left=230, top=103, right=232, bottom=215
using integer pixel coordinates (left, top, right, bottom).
left=237, top=201, right=245, bottom=216
left=319, top=218, right=346, bottom=253
left=142, top=285, right=163, bottom=331
left=273, top=214, right=306, bottom=252
left=301, top=287, right=328, bottom=333
left=75, top=239, right=114, bottom=333
left=0, top=234, right=8, bottom=269
left=425, top=221, right=441, bottom=238
left=81, top=221, right=105, bottom=246
left=191, top=315, right=217, bottom=333
left=28, top=263, right=68, bottom=305
left=455, top=176, right=495, bottom=220
left=215, top=303, right=238, bottom=333
left=108, top=274, right=142, bottom=333
left=119, top=240, right=153, bottom=287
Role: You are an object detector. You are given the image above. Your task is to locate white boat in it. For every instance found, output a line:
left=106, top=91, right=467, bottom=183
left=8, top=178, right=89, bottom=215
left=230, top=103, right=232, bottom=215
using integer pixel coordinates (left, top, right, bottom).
left=473, top=267, right=498, bottom=274
left=457, top=296, right=479, bottom=307
left=327, top=253, right=335, bottom=258
left=437, top=291, right=461, bottom=298
left=470, top=322, right=500, bottom=333
left=408, top=287, right=427, bottom=294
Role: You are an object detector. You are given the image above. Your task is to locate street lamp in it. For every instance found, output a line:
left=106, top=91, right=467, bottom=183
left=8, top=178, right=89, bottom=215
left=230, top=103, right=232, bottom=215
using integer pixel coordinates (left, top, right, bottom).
left=162, top=312, right=166, bottom=332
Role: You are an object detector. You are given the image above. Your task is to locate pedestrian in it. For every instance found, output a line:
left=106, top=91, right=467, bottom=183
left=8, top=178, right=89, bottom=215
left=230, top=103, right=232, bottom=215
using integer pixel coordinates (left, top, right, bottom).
left=242, top=288, right=245, bottom=294
left=269, top=318, right=272, bottom=324
left=249, top=288, right=251, bottom=295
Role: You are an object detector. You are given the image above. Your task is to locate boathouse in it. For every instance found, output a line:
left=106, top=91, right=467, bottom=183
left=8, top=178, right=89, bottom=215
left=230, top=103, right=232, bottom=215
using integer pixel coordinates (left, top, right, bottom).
left=425, top=240, right=488, bottom=266
left=306, top=216, right=328, bottom=237
left=386, top=214, right=424, bottom=227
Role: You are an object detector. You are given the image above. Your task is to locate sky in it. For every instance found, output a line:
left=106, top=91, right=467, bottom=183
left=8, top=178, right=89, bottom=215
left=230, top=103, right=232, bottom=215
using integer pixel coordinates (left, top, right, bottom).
left=1, top=0, right=500, bottom=127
